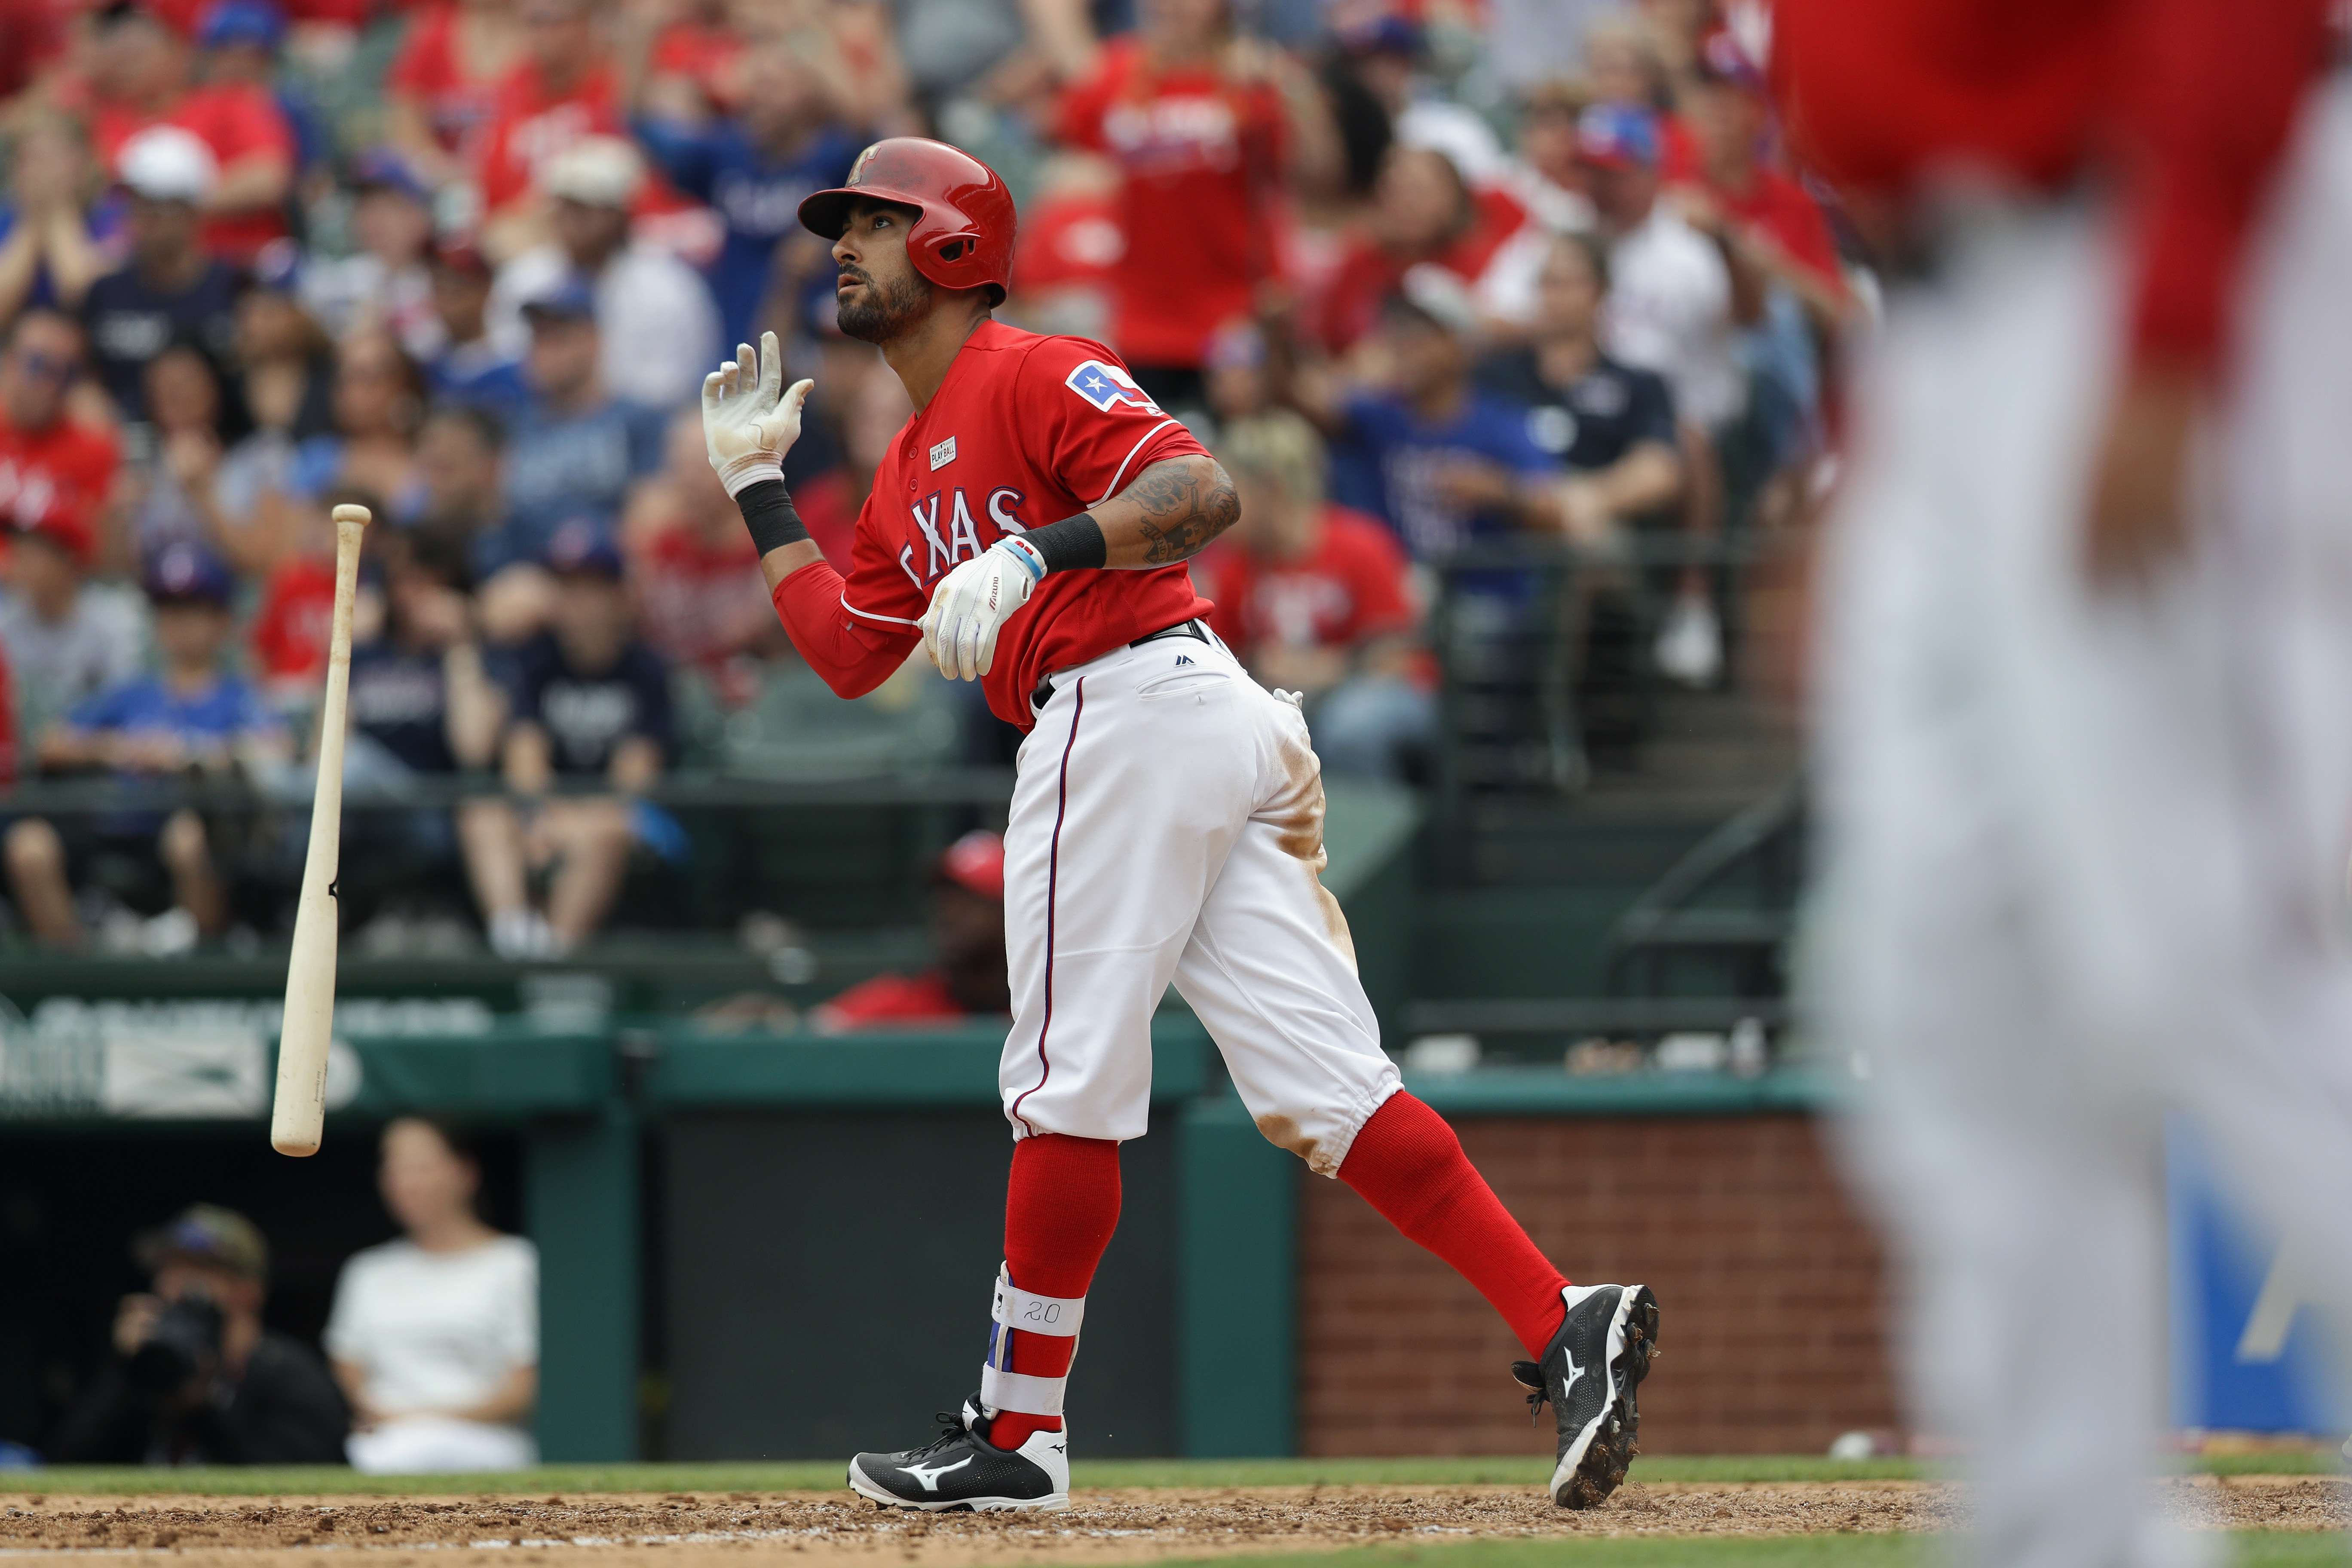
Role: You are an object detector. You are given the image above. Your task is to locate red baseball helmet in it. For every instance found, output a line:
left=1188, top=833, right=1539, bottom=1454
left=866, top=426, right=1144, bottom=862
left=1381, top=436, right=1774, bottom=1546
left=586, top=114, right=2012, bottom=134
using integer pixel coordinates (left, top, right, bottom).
left=798, top=138, right=1017, bottom=305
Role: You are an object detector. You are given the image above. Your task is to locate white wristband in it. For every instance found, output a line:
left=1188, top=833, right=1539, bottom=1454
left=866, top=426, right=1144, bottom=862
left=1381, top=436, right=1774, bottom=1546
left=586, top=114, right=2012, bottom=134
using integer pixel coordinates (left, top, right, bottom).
left=717, top=454, right=785, bottom=499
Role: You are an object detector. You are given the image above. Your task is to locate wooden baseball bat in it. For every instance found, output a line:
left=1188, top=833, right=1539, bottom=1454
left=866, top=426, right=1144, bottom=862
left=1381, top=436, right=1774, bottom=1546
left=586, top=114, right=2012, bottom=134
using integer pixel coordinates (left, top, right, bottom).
left=271, top=502, right=369, bottom=1156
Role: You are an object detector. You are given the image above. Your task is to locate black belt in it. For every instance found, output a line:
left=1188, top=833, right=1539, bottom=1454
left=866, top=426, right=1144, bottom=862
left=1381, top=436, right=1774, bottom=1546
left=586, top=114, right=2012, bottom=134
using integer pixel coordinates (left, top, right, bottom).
left=1032, top=619, right=1209, bottom=710
left=1130, top=617, right=1209, bottom=650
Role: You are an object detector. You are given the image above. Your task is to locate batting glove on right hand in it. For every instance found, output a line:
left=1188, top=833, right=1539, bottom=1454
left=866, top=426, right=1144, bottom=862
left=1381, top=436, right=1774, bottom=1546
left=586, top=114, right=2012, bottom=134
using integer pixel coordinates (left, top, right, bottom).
left=701, top=331, right=814, bottom=498
left=921, top=538, right=1045, bottom=680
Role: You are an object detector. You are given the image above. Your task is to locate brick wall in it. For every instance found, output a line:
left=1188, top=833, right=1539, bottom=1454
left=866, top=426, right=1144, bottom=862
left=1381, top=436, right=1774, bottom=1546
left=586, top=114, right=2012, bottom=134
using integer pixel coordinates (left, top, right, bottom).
left=1296, top=1113, right=1900, bottom=1455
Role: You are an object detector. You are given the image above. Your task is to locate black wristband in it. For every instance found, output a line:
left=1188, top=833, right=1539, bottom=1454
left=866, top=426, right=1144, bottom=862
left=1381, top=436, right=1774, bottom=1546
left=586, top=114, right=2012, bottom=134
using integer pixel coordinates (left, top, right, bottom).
left=735, top=479, right=810, bottom=557
left=1021, top=513, right=1108, bottom=573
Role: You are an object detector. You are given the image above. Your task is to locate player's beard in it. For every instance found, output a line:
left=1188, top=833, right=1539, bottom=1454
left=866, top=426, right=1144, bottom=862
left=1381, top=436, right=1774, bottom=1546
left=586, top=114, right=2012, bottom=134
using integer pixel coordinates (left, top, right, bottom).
left=836, top=264, right=933, bottom=344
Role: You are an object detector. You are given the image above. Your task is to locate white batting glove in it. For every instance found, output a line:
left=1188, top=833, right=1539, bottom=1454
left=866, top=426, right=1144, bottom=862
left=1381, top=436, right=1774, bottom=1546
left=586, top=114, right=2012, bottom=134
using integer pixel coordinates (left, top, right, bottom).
left=700, top=331, right=814, bottom=498
left=921, top=538, right=1046, bottom=680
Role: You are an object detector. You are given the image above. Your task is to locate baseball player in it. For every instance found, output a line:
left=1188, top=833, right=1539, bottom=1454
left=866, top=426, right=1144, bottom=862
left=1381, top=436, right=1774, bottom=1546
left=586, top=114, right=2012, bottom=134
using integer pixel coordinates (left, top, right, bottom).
left=698, top=138, right=1658, bottom=1512
left=1784, top=2, right=2352, bottom=1564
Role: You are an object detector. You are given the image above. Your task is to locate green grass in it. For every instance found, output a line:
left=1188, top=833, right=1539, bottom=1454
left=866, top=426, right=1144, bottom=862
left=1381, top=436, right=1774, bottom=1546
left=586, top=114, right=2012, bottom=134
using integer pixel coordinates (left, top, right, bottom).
left=1184, top=1537, right=2349, bottom=1568
left=0, top=1452, right=2335, bottom=1496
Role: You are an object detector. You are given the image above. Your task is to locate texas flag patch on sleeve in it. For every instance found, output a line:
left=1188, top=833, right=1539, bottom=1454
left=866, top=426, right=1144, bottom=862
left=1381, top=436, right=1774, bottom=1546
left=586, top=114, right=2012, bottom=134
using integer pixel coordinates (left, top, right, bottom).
left=1065, top=359, right=1164, bottom=414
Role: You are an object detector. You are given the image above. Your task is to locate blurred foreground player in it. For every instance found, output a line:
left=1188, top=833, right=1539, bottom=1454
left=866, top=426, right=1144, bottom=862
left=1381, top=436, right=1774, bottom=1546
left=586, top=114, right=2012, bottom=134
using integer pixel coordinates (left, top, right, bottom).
left=702, top=138, right=1659, bottom=1512
left=1789, top=3, right=2350, bottom=1565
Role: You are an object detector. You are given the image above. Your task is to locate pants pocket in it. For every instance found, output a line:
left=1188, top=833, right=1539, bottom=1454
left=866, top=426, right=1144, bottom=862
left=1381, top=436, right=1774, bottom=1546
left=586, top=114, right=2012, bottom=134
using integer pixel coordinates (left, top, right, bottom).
left=1136, top=667, right=1235, bottom=701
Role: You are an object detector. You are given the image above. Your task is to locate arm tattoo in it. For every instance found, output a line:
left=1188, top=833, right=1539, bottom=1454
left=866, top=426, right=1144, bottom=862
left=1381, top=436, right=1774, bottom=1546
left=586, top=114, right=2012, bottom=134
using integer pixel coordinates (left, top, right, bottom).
left=1128, top=458, right=1241, bottom=564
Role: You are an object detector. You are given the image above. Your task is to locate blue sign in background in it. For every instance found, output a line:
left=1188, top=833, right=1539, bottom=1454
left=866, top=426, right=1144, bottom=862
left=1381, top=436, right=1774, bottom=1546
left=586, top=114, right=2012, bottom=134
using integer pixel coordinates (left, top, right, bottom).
left=2166, top=1116, right=2345, bottom=1433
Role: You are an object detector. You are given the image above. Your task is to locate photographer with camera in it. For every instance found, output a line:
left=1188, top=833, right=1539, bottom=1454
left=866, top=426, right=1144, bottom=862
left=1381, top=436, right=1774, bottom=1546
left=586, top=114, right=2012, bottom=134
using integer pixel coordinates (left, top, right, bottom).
left=52, top=1205, right=349, bottom=1465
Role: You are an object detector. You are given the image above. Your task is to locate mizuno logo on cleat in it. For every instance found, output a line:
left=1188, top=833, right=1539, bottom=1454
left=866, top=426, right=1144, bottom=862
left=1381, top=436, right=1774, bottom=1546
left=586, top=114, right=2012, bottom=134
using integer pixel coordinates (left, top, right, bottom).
left=900, top=1457, right=974, bottom=1491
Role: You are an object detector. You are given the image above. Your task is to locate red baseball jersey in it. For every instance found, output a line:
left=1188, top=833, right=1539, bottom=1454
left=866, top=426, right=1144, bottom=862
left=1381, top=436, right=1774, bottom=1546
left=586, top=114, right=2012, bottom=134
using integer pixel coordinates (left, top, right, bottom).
left=772, top=320, right=1211, bottom=729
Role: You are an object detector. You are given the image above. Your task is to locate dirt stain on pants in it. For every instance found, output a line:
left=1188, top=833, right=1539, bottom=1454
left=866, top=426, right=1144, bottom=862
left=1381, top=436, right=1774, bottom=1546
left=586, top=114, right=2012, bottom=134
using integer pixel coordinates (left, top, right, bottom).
left=1271, top=730, right=1357, bottom=970
left=1255, top=1112, right=1332, bottom=1173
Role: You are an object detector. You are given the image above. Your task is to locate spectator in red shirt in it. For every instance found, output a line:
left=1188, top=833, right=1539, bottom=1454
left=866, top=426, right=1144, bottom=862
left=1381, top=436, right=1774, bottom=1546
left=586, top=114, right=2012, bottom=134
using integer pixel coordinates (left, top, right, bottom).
left=811, top=830, right=1010, bottom=1032
left=637, top=0, right=744, bottom=119
left=473, top=0, right=625, bottom=259
left=1668, top=29, right=1849, bottom=334
left=0, top=310, right=123, bottom=562
left=247, top=488, right=369, bottom=707
left=1003, top=153, right=1122, bottom=345
left=1055, top=0, right=1300, bottom=413
left=1305, top=144, right=1540, bottom=356
left=790, top=352, right=907, bottom=567
left=81, top=2, right=295, bottom=264
left=622, top=407, right=785, bottom=696
left=1194, top=410, right=1433, bottom=783
left=383, top=0, right=524, bottom=190
left=0, top=0, right=77, bottom=103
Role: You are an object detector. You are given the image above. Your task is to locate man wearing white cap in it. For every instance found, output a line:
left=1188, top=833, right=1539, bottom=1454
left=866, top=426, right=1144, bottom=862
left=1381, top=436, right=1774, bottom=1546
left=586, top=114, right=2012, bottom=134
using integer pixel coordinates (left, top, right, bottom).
left=80, top=126, right=243, bottom=419
left=486, top=135, right=719, bottom=409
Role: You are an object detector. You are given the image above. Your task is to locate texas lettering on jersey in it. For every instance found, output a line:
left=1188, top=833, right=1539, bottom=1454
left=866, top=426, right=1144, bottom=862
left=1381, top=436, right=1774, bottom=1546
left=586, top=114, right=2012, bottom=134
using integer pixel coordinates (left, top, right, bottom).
left=769, top=321, right=1213, bottom=729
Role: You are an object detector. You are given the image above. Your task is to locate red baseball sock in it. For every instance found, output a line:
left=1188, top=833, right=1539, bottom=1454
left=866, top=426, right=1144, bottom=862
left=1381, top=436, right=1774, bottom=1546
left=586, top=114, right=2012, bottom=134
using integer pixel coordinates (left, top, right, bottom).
left=988, top=1132, right=1121, bottom=1450
left=1338, top=1092, right=1569, bottom=1359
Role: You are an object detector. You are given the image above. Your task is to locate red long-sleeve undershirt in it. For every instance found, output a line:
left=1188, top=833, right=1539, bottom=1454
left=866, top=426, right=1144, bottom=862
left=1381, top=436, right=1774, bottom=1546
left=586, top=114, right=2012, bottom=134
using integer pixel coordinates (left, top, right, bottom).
left=1771, top=0, right=2332, bottom=370
left=770, top=556, right=920, bottom=699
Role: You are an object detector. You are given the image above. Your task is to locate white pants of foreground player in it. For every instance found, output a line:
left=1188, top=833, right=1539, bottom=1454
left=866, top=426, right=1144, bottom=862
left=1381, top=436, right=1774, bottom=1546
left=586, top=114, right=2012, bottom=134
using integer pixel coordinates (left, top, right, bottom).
left=347, top=1416, right=538, bottom=1474
left=1809, top=85, right=2352, bottom=1568
left=999, top=631, right=1399, bottom=1168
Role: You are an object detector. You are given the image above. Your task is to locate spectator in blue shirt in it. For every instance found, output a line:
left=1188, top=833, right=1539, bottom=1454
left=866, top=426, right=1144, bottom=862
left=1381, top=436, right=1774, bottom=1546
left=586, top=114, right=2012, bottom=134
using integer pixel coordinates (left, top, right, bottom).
left=423, top=241, right=529, bottom=416
left=472, top=281, right=663, bottom=582
left=3, top=542, right=287, bottom=952
left=633, top=42, right=860, bottom=349
left=457, top=522, right=674, bottom=959
left=0, top=115, right=117, bottom=322
left=1299, top=282, right=1561, bottom=561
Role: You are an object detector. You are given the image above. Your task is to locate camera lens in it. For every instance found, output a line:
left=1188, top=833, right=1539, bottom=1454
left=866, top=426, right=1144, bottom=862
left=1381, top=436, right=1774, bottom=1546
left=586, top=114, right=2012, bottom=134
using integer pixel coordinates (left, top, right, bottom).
left=128, top=1294, right=225, bottom=1393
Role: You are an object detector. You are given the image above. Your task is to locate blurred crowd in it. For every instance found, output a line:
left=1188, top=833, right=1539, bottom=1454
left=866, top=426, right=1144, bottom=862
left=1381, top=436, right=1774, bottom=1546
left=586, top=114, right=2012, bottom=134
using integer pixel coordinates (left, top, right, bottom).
left=0, top=0, right=1857, bottom=955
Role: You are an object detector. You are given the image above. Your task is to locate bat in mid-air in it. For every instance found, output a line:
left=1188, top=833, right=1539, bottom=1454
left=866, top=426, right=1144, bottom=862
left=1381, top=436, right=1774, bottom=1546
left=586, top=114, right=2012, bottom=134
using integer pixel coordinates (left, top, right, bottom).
left=271, top=502, right=368, bottom=1157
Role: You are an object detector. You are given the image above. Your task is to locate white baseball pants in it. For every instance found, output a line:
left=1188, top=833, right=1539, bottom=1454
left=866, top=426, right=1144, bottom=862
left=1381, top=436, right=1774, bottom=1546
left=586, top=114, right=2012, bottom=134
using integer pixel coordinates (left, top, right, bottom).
left=997, top=631, right=1400, bottom=1172
left=1810, top=83, right=2352, bottom=1568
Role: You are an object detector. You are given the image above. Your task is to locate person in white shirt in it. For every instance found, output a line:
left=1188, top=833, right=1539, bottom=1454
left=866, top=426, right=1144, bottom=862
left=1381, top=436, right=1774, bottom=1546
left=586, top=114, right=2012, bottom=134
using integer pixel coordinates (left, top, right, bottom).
left=326, top=1118, right=539, bottom=1474
left=1579, top=105, right=1740, bottom=433
left=486, top=136, right=720, bottom=410
left=1575, top=102, right=1737, bottom=687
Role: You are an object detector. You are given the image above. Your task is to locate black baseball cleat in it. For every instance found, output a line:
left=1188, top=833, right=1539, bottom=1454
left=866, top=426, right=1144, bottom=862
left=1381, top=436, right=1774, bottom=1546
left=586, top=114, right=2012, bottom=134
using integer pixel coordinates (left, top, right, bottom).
left=846, top=1395, right=1070, bottom=1512
left=1512, top=1282, right=1660, bottom=1509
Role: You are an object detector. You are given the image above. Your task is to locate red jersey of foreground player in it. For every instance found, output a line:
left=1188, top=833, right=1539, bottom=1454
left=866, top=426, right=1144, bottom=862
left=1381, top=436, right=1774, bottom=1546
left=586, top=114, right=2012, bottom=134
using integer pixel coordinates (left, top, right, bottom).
left=1769, top=0, right=2331, bottom=366
left=769, top=321, right=1212, bottom=729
